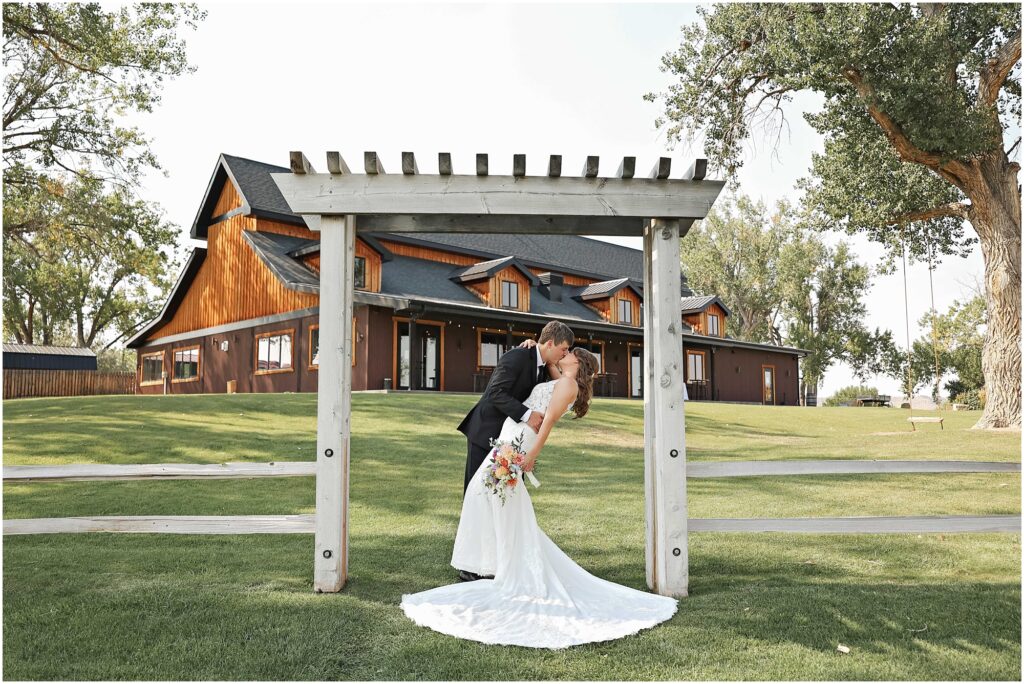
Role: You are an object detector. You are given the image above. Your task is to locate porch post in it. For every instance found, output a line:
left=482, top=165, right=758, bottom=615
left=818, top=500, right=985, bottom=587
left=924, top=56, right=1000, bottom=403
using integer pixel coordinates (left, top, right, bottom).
left=408, top=314, right=420, bottom=391
left=313, top=214, right=355, bottom=592
left=643, top=218, right=689, bottom=597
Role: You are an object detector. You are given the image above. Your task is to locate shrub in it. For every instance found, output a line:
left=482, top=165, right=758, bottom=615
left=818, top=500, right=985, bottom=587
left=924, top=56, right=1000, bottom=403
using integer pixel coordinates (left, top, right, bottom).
left=953, top=388, right=986, bottom=410
left=824, top=385, right=879, bottom=407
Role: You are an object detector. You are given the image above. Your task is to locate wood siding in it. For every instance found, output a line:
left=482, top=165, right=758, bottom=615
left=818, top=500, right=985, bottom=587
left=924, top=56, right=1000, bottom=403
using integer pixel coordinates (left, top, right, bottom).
left=354, top=239, right=382, bottom=292
left=684, top=303, right=727, bottom=337
left=148, top=203, right=320, bottom=340
left=212, top=179, right=242, bottom=216
left=5, top=369, right=136, bottom=399
left=487, top=267, right=530, bottom=312
left=611, top=289, right=642, bottom=327
left=377, top=240, right=480, bottom=266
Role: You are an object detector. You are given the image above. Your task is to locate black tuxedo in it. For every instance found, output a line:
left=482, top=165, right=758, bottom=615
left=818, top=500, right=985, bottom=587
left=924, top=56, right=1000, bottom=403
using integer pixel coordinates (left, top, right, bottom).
left=458, top=346, right=548, bottom=492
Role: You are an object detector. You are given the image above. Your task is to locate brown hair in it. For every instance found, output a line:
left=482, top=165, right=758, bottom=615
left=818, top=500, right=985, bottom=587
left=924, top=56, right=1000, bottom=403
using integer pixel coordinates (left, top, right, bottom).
left=539, top=320, right=574, bottom=347
left=569, top=347, right=598, bottom=419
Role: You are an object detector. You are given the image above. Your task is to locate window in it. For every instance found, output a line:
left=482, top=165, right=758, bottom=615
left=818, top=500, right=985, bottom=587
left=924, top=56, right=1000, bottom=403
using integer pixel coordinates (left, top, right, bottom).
left=501, top=280, right=519, bottom=309
left=141, top=351, right=164, bottom=385
left=479, top=332, right=509, bottom=367
left=575, top=338, right=605, bottom=373
left=686, top=350, right=706, bottom=381
left=255, top=330, right=294, bottom=373
left=309, top=326, right=319, bottom=367
left=172, top=346, right=200, bottom=382
left=354, top=256, right=366, bottom=289
left=707, top=313, right=720, bottom=336
left=618, top=298, right=632, bottom=324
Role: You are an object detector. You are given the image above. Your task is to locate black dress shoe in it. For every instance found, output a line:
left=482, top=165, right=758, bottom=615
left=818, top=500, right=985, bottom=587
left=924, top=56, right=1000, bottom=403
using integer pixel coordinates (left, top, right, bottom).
left=457, top=570, right=496, bottom=582
left=457, top=569, right=481, bottom=582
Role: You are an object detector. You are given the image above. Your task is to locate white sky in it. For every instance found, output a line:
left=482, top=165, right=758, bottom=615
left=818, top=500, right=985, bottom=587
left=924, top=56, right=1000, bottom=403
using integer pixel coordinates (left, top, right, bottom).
left=134, top=1, right=988, bottom=401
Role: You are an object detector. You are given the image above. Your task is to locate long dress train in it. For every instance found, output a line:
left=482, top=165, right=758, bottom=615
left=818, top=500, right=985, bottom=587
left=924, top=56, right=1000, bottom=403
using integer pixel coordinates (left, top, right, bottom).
left=400, top=380, right=678, bottom=649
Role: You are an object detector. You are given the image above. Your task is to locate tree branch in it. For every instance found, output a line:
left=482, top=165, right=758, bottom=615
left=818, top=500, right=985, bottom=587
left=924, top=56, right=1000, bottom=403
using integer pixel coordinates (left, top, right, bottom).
left=979, top=30, right=1021, bottom=106
left=841, top=66, right=972, bottom=186
left=889, top=201, right=971, bottom=225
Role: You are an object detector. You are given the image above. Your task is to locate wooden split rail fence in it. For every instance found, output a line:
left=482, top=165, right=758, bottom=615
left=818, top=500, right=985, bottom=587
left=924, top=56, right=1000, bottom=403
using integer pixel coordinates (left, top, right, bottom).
left=4, top=459, right=1019, bottom=536
left=3, top=369, right=136, bottom=400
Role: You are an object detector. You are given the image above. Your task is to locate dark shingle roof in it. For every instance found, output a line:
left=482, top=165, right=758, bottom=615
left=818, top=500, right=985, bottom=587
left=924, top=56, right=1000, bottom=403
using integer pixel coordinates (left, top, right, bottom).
left=680, top=295, right=732, bottom=317
left=221, top=155, right=295, bottom=217
left=571, top=277, right=643, bottom=301
left=242, top=231, right=320, bottom=293
left=450, top=256, right=539, bottom=285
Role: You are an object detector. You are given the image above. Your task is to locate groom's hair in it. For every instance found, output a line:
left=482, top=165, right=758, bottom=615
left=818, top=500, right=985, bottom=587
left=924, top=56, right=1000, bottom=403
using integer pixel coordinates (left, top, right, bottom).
left=538, top=320, right=574, bottom=346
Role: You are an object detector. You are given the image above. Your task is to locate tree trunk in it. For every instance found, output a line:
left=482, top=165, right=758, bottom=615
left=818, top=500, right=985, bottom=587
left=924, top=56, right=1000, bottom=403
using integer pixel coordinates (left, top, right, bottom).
left=966, top=156, right=1021, bottom=429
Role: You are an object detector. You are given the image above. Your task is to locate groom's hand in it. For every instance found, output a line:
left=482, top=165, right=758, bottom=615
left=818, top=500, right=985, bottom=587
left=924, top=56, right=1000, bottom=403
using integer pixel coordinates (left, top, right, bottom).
left=527, top=411, right=544, bottom=432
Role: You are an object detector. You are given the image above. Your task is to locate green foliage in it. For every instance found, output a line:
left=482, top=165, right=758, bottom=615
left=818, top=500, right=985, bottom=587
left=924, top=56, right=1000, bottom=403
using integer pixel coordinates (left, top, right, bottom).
left=3, top=176, right=178, bottom=347
left=823, top=384, right=880, bottom=407
left=680, top=194, right=787, bottom=343
left=3, top=3, right=205, bottom=189
left=682, top=192, right=874, bottom=396
left=954, top=388, right=987, bottom=410
left=646, top=2, right=1019, bottom=264
left=929, top=295, right=987, bottom=396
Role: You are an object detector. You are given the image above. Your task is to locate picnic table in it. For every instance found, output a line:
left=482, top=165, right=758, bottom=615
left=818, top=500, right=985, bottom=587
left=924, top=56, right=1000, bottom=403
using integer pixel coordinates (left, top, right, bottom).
left=855, top=395, right=892, bottom=407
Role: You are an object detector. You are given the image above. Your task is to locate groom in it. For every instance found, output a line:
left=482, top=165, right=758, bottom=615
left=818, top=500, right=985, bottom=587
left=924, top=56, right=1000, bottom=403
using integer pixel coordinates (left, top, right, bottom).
left=455, top=320, right=574, bottom=579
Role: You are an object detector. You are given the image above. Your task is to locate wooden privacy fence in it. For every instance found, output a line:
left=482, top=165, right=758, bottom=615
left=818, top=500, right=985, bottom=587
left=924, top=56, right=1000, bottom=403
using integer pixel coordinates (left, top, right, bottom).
left=3, top=369, right=136, bottom=400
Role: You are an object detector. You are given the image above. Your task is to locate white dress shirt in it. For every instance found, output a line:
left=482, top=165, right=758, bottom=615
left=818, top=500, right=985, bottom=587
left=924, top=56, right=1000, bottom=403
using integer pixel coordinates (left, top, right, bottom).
left=521, top=346, right=545, bottom=422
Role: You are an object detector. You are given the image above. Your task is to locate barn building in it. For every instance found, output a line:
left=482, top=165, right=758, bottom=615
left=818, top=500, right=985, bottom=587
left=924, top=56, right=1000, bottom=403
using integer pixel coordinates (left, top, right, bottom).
left=2, top=344, right=98, bottom=371
left=126, top=154, right=806, bottom=404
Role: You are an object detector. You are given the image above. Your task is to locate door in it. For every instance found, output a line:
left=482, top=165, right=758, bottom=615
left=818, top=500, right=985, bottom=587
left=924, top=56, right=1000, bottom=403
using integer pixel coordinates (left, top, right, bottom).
left=762, top=365, right=775, bottom=405
left=397, top=321, right=442, bottom=390
left=629, top=345, right=643, bottom=398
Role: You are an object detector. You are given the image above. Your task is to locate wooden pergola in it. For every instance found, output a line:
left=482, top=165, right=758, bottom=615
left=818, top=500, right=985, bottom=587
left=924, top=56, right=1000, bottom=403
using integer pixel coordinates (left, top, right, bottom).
left=272, top=150, right=726, bottom=597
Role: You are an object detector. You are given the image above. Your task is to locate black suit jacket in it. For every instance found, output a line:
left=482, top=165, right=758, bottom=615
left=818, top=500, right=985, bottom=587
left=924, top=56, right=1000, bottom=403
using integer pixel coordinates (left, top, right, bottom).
left=458, top=346, right=548, bottom=448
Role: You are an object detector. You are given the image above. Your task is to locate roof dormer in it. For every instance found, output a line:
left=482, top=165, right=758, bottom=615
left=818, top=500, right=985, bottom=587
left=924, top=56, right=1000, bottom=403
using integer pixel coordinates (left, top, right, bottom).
left=571, top=278, right=643, bottom=327
left=680, top=295, right=731, bottom=337
left=450, top=256, right=538, bottom=312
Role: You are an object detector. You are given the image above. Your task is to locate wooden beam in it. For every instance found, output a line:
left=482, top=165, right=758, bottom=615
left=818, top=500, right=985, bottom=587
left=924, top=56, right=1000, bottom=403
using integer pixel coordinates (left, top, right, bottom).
left=548, top=155, right=562, bottom=177
left=355, top=213, right=647, bottom=235
left=401, top=152, right=418, bottom=175
left=642, top=220, right=656, bottom=592
left=326, top=152, right=351, bottom=175
left=681, top=158, right=707, bottom=181
left=476, top=153, right=488, bottom=176
left=4, top=515, right=316, bottom=535
left=271, top=173, right=726, bottom=219
left=650, top=157, right=671, bottom=179
left=513, top=154, right=526, bottom=177
left=582, top=155, right=599, bottom=178
left=313, top=214, right=355, bottom=593
left=645, top=218, right=688, bottom=598
left=438, top=152, right=453, bottom=175
left=364, top=151, right=385, bottom=175
left=617, top=156, right=636, bottom=179
left=687, top=460, right=1021, bottom=478
left=290, top=151, right=314, bottom=174
left=4, top=462, right=316, bottom=482
left=689, top=515, right=1021, bottom=534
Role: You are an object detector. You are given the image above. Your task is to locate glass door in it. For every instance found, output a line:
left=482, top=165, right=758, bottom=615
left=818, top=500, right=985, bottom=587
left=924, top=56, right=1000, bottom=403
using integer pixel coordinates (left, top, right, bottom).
left=629, top=346, right=643, bottom=398
left=397, top=322, right=442, bottom=390
left=762, top=365, right=775, bottom=405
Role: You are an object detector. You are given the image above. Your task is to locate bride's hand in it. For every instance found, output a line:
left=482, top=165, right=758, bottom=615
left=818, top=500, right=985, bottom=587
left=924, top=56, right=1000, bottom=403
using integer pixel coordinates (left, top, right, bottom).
left=522, top=447, right=539, bottom=472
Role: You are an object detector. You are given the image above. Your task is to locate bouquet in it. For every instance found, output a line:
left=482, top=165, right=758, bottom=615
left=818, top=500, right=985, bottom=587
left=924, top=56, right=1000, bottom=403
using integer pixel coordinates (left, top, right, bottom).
left=483, top=433, right=540, bottom=505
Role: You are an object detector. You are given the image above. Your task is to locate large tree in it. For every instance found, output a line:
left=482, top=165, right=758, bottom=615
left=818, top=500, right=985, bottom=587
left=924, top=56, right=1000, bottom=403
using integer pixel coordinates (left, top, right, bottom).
left=682, top=193, right=874, bottom=401
left=3, top=177, right=177, bottom=348
left=647, top=3, right=1020, bottom=428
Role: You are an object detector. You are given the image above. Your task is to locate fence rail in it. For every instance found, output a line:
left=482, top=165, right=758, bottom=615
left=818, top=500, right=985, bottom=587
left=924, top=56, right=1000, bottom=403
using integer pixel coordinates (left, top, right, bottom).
left=3, top=369, right=136, bottom=400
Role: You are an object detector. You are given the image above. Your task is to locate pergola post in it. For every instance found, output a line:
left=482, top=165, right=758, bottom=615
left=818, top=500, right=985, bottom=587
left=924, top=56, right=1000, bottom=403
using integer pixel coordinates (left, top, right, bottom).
left=643, top=218, right=689, bottom=597
left=313, top=214, right=355, bottom=592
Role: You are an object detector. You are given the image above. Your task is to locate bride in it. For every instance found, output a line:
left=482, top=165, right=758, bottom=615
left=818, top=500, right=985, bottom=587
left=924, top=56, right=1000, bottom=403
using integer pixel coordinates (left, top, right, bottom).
left=400, top=347, right=678, bottom=649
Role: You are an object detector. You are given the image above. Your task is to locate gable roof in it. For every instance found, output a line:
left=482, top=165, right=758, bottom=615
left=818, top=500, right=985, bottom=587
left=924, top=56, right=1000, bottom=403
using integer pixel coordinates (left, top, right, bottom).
left=571, top=277, right=643, bottom=301
left=242, top=231, right=320, bottom=294
left=680, top=294, right=732, bottom=317
left=449, top=256, right=540, bottom=286
left=190, top=155, right=309, bottom=240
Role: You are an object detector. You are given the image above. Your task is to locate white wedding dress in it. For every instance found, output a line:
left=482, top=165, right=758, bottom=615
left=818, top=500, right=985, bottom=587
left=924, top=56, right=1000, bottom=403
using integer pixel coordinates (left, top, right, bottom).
left=400, top=380, right=678, bottom=649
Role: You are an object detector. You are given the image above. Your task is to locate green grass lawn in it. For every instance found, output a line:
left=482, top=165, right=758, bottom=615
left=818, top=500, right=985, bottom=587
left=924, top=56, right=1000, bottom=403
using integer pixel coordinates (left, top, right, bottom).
left=3, top=394, right=1021, bottom=680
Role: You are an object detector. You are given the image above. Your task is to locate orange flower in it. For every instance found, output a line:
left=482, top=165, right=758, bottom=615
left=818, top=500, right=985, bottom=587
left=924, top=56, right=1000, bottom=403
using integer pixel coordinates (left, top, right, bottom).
left=495, top=466, right=509, bottom=479
left=508, top=478, right=517, bottom=487
left=500, top=458, right=509, bottom=468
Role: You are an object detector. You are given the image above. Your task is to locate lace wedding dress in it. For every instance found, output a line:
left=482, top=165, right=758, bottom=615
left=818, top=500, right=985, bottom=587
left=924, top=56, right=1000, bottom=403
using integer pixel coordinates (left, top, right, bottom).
left=400, top=380, right=678, bottom=649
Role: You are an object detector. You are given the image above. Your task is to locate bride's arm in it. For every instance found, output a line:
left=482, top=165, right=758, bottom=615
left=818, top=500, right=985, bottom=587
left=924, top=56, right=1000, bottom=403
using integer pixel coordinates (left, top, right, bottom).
left=522, top=378, right=577, bottom=471
left=546, top=361, right=563, bottom=380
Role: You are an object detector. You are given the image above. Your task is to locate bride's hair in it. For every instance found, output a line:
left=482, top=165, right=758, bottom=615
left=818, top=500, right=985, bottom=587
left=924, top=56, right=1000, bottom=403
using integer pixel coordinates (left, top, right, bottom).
left=569, top=348, right=599, bottom=419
